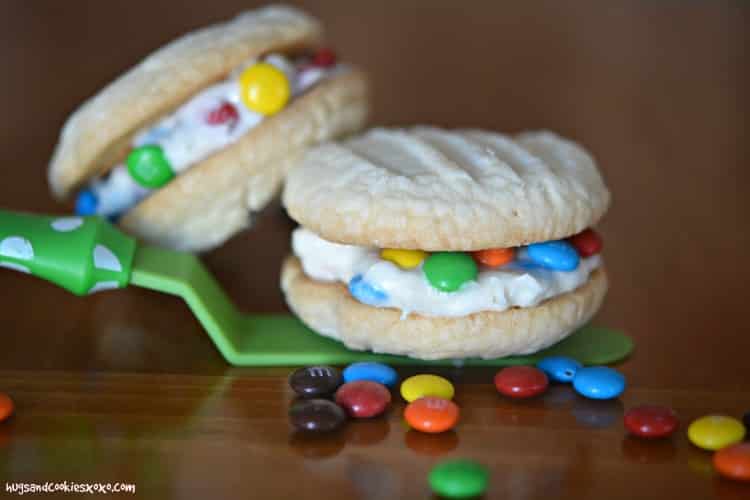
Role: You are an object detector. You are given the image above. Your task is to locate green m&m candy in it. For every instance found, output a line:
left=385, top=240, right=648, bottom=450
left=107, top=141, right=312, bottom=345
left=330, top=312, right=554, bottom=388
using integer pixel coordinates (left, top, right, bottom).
left=429, top=459, right=489, bottom=499
left=126, top=145, right=174, bottom=188
left=423, top=252, right=478, bottom=292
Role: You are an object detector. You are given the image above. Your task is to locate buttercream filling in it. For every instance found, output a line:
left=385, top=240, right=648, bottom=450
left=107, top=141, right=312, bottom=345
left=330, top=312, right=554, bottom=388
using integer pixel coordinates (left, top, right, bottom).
left=291, top=228, right=602, bottom=318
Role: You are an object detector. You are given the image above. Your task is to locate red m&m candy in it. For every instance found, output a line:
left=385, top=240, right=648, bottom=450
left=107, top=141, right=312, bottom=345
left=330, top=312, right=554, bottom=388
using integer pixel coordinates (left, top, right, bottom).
left=312, top=48, right=336, bottom=67
left=335, top=381, right=391, bottom=418
left=206, top=101, right=239, bottom=127
left=494, top=366, right=548, bottom=399
left=568, top=228, right=603, bottom=257
left=624, top=405, right=679, bottom=439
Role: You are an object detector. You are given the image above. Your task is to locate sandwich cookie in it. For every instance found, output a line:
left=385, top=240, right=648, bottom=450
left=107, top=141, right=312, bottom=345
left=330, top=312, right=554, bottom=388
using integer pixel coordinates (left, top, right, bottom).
left=281, top=127, right=610, bottom=360
left=48, top=6, right=368, bottom=251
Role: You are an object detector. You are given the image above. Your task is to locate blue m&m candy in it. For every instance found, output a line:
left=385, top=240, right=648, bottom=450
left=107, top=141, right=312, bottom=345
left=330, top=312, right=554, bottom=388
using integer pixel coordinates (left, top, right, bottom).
left=526, top=240, right=580, bottom=271
left=343, top=362, right=398, bottom=387
left=348, top=275, right=388, bottom=306
left=75, top=189, right=99, bottom=216
left=573, top=366, right=626, bottom=400
left=537, top=356, right=582, bottom=383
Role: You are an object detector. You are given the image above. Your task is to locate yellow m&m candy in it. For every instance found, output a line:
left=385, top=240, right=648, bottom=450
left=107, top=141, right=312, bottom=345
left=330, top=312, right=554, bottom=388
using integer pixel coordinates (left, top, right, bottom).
left=238, top=63, right=291, bottom=115
left=400, top=374, right=455, bottom=403
left=381, top=249, right=428, bottom=269
left=687, top=415, right=746, bottom=451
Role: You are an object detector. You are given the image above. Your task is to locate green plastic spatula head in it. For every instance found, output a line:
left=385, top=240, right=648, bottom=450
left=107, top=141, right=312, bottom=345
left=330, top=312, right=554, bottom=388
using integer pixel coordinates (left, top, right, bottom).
left=0, top=209, right=633, bottom=366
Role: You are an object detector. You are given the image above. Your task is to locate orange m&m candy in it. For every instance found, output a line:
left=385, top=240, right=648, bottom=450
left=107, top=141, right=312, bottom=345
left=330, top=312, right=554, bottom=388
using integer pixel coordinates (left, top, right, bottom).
left=472, top=248, right=515, bottom=268
left=404, top=397, right=460, bottom=434
left=0, top=393, right=14, bottom=422
left=713, top=443, right=750, bottom=481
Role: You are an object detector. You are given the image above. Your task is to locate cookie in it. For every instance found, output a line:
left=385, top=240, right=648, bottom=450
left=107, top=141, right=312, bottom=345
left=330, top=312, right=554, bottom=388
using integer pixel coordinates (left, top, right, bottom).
left=281, top=126, right=611, bottom=359
left=48, top=6, right=368, bottom=251
left=282, top=256, right=608, bottom=360
left=283, top=127, right=609, bottom=250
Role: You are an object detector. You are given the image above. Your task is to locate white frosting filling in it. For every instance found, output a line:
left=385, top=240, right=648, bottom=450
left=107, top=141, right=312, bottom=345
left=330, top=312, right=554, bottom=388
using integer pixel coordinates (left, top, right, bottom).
left=292, top=228, right=601, bottom=318
left=86, top=54, right=341, bottom=217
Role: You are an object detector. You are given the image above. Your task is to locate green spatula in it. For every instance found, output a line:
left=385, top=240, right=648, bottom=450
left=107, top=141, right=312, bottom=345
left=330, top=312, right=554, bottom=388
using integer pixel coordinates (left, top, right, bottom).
left=0, top=209, right=632, bottom=366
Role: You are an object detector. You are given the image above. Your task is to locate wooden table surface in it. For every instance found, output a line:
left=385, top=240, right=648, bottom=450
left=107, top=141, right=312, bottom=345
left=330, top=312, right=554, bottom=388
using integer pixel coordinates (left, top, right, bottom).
left=1, top=1, right=748, bottom=498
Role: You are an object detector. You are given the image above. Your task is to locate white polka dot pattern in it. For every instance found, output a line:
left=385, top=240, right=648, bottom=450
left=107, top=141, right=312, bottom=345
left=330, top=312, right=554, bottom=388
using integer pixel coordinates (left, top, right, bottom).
left=93, top=245, right=122, bottom=272
left=51, top=217, right=84, bottom=232
left=88, top=281, right=120, bottom=294
left=0, top=236, right=34, bottom=260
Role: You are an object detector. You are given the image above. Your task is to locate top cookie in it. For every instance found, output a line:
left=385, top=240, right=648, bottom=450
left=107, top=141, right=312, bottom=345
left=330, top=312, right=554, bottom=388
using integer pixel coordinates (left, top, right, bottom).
left=283, top=127, right=610, bottom=250
left=49, top=5, right=322, bottom=199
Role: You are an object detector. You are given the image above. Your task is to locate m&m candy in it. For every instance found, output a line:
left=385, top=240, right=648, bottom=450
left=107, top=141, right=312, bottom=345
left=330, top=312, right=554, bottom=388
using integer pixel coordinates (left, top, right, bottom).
left=423, top=252, right=478, bottom=292
left=311, top=48, right=337, bottom=67
left=568, top=228, right=603, bottom=257
left=289, top=398, right=347, bottom=433
left=400, top=374, right=454, bottom=403
left=429, top=459, right=489, bottom=499
left=334, top=381, right=391, bottom=419
left=688, top=415, right=746, bottom=451
left=343, top=362, right=398, bottom=387
left=494, top=366, right=548, bottom=399
left=624, top=405, right=679, bottom=439
left=380, top=249, right=427, bottom=269
left=126, top=145, right=174, bottom=189
left=205, top=101, right=239, bottom=126
left=75, top=189, right=99, bottom=216
left=404, top=397, right=460, bottom=434
left=0, top=393, right=14, bottom=422
left=536, top=356, right=582, bottom=383
left=238, top=62, right=291, bottom=115
left=713, top=442, right=750, bottom=481
left=472, top=248, right=515, bottom=268
left=289, top=365, right=343, bottom=398
left=572, top=366, right=626, bottom=400
left=348, top=275, right=389, bottom=306
left=526, top=240, right=580, bottom=271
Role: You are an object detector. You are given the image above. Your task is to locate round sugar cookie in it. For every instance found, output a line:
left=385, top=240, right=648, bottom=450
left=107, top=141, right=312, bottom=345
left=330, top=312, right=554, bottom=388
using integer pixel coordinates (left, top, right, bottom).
left=47, top=6, right=370, bottom=251
left=49, top=6, right=323, bottom=199
left=283, top=127, right=610, bottom=250
left=281, top=256, right=608, bottom=360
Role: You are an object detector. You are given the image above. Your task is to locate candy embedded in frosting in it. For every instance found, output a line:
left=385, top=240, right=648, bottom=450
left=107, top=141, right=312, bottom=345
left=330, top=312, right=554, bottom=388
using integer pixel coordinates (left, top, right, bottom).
left=75, top=51, right=343, bottom=218
left=238, top=62, right=291, bottom=115
left=381, top=249, right=428, bottom=269
left=526, top=240, right=580, bottom=271
left=423, top=252, right=478, bottom=293
left=348, top=275, right=389, bottom=306
left=126, top=145, right=174, bottom=188
left=568, top=228, right=603, bottom=257
left=205, top=102, right=240, bottom=127
left=472, top=247, right=515, bottom=268
left=291, top=228, right=603, bottom=318
left=311, top=48, right=336, bottom=67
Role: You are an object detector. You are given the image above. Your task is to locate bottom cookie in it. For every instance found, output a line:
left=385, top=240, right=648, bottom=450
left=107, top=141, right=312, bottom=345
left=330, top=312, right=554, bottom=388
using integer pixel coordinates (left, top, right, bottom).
left=281, top=256, right=608, bottom=360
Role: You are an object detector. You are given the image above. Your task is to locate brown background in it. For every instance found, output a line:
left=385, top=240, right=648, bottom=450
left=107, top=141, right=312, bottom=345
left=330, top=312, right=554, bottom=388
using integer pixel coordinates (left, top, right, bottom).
left=0, top=1, right=748, bottom=499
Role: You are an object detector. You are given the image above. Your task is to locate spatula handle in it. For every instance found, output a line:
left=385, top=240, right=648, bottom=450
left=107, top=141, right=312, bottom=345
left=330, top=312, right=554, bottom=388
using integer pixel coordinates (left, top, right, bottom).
left=0, top=209, right=137, bottom=295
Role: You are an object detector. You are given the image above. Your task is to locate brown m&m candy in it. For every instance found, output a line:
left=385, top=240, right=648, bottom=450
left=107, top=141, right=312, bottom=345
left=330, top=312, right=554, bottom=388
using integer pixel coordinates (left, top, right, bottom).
left=289, top=399, right=347, bottom=433
left=289, top=366, right=343, bottom=398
